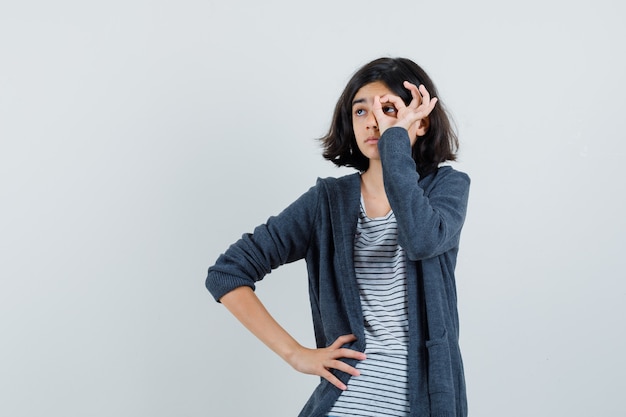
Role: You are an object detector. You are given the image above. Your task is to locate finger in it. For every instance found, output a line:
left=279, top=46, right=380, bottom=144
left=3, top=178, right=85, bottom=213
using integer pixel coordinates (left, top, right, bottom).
left=418, top=96, right=438, bottom=117
left=377, top=94, right=405, bottom=123
left=379, top=93, right=406, bottom=110
left=417, top=85, right=440, bottom=115
left=330, top=334, right=357, bottom=348
left=372, top=95, right=394, bottom=125
left=321, top=369, right=348, bottom=391
left=334, top=347, right=366, bottom=361
left=327, top=359, right=361, bottom=377
left=426, top=96, right=438, bottom=113
left=403, top=80, right=419, bottom=92
left=418, top=84, right=431, bottom=99
left=403, top=81, right=422, bottom=108
left=371, top=96, right=384, bottom=123
left=328, top=336, right=366, bottom=360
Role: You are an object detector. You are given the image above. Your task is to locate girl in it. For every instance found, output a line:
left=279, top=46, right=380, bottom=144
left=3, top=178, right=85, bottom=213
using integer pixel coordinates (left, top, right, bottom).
left=206, top=57, right=470, bottom=417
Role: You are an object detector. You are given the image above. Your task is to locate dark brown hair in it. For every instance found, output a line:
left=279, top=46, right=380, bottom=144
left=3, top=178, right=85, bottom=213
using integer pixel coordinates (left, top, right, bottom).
left=320, top=57, right=458, bottom=176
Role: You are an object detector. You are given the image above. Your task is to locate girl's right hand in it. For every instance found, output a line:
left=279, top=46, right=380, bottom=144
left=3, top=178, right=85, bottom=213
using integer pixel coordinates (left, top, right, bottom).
left=286, top=334, right=366, bottom=391
left=219, top=288, right=364, bottom=391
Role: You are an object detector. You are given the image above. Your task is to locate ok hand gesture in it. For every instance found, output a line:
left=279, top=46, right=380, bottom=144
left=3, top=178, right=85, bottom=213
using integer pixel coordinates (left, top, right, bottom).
left=372, top=81, right=438, bottom=143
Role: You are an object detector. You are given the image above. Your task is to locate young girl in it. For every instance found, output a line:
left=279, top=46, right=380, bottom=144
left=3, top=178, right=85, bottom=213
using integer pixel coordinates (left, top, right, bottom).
left=206, top=57, right=470, bottom=417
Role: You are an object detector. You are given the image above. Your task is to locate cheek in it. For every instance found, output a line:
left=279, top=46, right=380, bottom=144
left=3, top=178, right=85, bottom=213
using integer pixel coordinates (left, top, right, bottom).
left=352, top=118, right=364, bottom=134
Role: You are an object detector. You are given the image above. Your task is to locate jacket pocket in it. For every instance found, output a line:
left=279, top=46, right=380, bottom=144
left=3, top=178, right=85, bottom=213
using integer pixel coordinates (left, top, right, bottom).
left=425, top=330, right=454, bottom=394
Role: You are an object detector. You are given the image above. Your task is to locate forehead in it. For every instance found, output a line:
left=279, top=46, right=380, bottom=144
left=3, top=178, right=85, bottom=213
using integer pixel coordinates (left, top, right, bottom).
left=352, top=81, right=393, bottom=105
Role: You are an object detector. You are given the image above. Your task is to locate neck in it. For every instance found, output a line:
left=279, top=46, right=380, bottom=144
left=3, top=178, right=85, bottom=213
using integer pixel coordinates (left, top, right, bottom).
left=360, top=159, right=385, bottom=196
left=360, top=159, right=391, bottom=218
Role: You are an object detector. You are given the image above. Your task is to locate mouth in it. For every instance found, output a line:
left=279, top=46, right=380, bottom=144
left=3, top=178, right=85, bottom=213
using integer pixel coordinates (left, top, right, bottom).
left=365, top=136, right=379, bottom=144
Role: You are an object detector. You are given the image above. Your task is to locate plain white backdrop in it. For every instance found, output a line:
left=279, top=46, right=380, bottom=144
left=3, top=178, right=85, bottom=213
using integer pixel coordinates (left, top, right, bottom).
left=1, top=1, right=624, bottom=416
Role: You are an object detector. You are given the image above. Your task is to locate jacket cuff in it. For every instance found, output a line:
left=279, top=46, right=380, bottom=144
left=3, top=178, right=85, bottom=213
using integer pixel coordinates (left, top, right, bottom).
left=378, top=126, right=412, bottom=156
left=205, top=270, right=256, bottom=302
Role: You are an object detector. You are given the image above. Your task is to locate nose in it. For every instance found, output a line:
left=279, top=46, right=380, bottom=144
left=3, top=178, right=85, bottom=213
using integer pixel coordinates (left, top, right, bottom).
left=366, top=112, right=378, bottom=130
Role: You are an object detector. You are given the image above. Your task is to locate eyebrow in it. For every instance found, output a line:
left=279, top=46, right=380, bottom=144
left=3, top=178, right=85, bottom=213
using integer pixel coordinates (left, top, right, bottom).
left=352, top=98, right=366, bottom=106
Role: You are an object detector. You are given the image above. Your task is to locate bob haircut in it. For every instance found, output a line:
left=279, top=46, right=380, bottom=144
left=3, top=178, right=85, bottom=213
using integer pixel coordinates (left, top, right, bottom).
left=320, top=57, right=458, bottom=176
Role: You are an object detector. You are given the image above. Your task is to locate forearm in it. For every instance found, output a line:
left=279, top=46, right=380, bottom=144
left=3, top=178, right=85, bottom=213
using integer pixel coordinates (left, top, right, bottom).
left=378, top=128, right=470, bottom=259
left=218, top=272, right=365, bottom=392
left=219, top=286, right=302, bottom=364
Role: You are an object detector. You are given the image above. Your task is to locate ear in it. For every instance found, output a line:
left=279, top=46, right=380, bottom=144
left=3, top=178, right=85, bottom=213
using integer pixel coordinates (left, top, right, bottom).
left=415, top=117, right=430, bottom=137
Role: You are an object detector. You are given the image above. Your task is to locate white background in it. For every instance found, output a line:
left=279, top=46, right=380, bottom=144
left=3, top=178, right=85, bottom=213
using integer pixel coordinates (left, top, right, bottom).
left=1, top=1, right=624, bottom=416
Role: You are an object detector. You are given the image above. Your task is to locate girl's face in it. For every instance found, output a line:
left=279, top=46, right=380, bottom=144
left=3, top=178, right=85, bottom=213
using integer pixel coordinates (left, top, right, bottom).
left=351, top=81, right=401, bottom=161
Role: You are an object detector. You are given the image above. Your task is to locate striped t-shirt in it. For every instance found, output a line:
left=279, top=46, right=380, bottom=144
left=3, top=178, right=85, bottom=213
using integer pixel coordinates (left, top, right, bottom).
left=328, top=198, right=410, bottom=417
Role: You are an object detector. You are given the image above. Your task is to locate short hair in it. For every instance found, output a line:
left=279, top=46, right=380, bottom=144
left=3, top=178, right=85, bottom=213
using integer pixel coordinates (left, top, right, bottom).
left=320, top=57, right=458, bottom=176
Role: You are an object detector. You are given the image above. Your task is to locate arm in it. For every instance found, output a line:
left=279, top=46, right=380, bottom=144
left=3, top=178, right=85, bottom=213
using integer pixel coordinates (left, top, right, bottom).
left=207, top=183, right=365, bottom=389
left=206, top=184, right=321, bottom=301
left=372, top=83, right=470, bottom=260
left=220, top=286, right=365, bottom=390
left=379, top=128, right=470, bottom=260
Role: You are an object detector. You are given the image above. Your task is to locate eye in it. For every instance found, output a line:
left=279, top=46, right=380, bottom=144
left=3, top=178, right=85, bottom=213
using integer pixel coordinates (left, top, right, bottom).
left=354, top=108, right=366, bottom=116
left=383, top=105, right=397, bottom=115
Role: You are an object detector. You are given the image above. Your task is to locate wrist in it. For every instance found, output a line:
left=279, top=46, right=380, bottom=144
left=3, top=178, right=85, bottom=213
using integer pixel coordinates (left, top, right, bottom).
left=282, top=341, right=304, bottom=366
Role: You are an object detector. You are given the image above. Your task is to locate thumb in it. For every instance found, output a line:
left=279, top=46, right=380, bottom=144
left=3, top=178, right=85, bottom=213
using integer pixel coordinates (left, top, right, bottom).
left=371, top=95, right=385, bottom=120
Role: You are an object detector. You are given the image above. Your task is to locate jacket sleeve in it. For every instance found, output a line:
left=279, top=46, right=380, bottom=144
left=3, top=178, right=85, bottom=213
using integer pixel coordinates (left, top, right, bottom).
left=378, top=127, right=470, bottom=261
left=205, top=183, right=320, bottom=302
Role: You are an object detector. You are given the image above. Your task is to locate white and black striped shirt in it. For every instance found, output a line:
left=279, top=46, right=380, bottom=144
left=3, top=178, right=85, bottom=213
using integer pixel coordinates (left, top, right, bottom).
left=328, top=198, right=410, bottom=417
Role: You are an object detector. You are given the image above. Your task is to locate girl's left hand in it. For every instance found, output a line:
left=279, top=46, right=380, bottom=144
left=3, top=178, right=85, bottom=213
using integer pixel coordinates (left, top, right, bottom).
left=372, top=81, right=438, bottom=143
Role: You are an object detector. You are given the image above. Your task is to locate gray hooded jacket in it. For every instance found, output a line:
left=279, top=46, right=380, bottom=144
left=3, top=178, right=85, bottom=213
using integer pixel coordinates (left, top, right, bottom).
left=206, top=127, right=470, bottom=416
